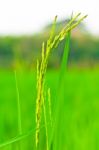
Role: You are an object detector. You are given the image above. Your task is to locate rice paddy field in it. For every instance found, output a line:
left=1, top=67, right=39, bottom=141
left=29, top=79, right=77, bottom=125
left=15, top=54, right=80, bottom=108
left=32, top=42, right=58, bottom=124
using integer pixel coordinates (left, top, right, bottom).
left=0, top=13, right=99, bottom=150
left=0, top=69, right=99, bottom=150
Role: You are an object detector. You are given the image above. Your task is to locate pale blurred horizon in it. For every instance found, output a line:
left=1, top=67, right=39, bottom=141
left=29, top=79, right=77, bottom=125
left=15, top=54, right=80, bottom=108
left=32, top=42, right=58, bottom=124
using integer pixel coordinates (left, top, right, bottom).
left=0, top=0, right=99, bottom=36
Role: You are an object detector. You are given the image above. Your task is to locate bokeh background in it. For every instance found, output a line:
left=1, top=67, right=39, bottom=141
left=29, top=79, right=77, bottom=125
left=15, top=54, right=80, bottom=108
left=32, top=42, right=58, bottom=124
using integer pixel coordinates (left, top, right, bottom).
left=0, top=0, right=99, bottom=149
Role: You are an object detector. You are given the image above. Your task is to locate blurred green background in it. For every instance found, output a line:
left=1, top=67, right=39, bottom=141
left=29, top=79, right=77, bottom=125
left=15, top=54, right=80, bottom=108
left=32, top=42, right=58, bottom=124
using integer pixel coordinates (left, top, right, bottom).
left=0, top=20, right=99, bottom=69
left=0, top=19, right=99, bottom=150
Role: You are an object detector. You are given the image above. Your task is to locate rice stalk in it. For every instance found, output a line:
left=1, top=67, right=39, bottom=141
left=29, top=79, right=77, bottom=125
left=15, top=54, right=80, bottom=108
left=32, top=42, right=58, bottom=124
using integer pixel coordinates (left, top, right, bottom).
left=35, top=13, right=87, bottom=149
left=35, top=16, right=57, bottom=149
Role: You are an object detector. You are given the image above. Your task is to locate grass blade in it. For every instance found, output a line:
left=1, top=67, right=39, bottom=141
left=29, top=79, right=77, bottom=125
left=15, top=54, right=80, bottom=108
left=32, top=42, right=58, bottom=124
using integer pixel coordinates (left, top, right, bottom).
left=14, top=70, right=22, bottom=150
left=14, top=70, right=22, bottom=135
left=48, top=32, right=71, bottom=150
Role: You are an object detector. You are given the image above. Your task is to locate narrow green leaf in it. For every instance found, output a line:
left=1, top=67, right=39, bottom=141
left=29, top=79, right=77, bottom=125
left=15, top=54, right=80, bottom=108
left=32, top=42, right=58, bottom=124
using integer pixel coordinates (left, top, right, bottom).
left=14, top=70, right=22, bottom=150
left=54, top=32, right=71, bottom=150
left=14, top=70, right=22, bottom=135
left=0, top=124, right=49, bottom=148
